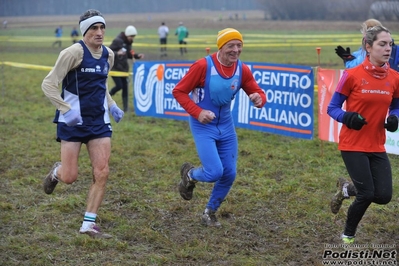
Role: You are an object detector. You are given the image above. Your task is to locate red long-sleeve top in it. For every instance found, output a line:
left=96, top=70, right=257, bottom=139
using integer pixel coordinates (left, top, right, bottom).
left=172, top=53, right=266, bottom=119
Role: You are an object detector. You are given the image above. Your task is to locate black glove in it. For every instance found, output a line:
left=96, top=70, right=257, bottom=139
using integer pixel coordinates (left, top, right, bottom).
left=335, top=46, right=356, bottom=62
left=384, top=115, right=398, bottom=132
left=342, top=112, right=367, bottom=130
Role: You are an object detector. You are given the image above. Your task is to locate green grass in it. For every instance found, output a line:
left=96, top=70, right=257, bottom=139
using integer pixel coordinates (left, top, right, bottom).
left=1, top=24, right=398, bottom=265
left=0, top=26, right=367, bottom=68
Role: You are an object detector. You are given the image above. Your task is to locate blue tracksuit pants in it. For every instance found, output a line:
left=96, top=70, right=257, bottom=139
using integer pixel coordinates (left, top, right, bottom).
left=189, top=117, right=238, bottom=212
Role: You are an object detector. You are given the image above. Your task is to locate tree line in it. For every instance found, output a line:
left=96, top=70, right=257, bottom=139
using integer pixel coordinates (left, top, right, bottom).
left=256, top=0, right=399, bottom=21
left=1, top=0, right=258, bottom=17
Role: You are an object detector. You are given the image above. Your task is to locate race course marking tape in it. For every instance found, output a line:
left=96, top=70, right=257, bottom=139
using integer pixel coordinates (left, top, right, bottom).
left=1, top=61, right=131, bottom=77
left=1, top=61, right=318, bottom=90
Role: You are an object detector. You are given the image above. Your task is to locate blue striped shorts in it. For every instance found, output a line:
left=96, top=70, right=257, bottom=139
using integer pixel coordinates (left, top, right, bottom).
left=56, top=123, right=112, bottom=144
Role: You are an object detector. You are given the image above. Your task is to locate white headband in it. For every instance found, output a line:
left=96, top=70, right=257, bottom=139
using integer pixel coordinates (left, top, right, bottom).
left=79, top=16, right=106, bottom=36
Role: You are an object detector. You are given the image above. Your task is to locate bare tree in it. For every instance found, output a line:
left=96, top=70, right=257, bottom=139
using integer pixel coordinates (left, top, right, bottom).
left=257, top=0, right=332, bottom=20
left=325, top=0, right=375, bottom=20
left=369, top=1, right=399, bottom=21
left=257, top=0, right=378, bottom=20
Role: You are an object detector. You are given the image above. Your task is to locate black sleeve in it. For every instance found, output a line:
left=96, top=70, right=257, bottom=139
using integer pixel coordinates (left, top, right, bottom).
left=127, top=44, right=133, bottom=59
left=109, top=38, right=123, bottom=52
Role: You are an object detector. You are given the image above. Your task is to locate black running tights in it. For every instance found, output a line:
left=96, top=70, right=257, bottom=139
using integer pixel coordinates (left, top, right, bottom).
left=341, top=151, right=392, bottom=236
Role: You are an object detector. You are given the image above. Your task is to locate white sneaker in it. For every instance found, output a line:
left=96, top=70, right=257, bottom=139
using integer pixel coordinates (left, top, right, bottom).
left=79, top=224, right=112, bottom=239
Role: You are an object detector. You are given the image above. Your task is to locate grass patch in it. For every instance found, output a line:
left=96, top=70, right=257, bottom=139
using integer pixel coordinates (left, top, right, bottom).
left=1, top=18, right=398, bottom=265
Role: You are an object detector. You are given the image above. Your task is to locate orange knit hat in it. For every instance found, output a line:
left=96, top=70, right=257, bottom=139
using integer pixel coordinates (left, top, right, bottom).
left=216, top=28, right=243, bottom=50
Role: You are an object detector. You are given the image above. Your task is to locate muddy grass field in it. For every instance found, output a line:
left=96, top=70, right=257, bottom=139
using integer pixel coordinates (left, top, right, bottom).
left=1, top=10, right=399, bottom=266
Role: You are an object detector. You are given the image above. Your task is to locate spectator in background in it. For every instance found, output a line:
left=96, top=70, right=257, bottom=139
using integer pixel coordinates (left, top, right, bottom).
left=173, top=28, right=266, bottom=227
left=335, top=19, right=382, bottom=69
left=109, top=25, right=144, bottom=112
left=175, top=22, right=189, bottom=55
left=158, top=22, right=169, bottom=57
left=42, top=9, right=124, bottom=238
left=327, top=25, right=399, bottom=244
left=52, top=25, right=63, bottom=48
left=71, top=26, right=79, bottom=44
left=3, top=20, right=8, bottom=29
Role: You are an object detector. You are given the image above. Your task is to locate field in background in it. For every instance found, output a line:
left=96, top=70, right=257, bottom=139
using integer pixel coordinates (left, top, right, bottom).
left=1, top=11, right=398, bottom=265
left=2, top=10, right=399, bottom=68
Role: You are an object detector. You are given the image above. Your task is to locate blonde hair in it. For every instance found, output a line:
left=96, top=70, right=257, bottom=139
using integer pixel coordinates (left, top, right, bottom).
left=360, top=19, right=382, bottom=36
left=362, top=25, right=390, bottom=51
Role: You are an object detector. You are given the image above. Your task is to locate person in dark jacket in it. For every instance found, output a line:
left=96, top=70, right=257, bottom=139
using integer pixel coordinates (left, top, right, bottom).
left=109, top=25, right=144, bottom=112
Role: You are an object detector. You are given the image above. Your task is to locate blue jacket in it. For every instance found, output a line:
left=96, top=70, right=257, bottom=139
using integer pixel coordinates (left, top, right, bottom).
left=345, top=47, right=366, bottom=69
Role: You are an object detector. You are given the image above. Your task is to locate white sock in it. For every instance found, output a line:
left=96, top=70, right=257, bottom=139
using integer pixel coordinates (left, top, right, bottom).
left=81, top=212, right=97, bottom=230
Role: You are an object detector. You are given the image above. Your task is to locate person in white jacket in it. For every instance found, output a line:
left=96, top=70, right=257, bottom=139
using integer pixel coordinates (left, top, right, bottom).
left=158, top=22, right=169, bottom=57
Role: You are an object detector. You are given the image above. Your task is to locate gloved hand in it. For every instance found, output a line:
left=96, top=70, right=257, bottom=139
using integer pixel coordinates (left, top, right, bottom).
left=342, top=112, right=367, bottom=130
left=110, top=104, right=124, bottom=123
left=63, top=109, right=83, bottom=126
left=384, top=115, right=398, bottom=132
left=335, top=46, right=356, bottom=62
